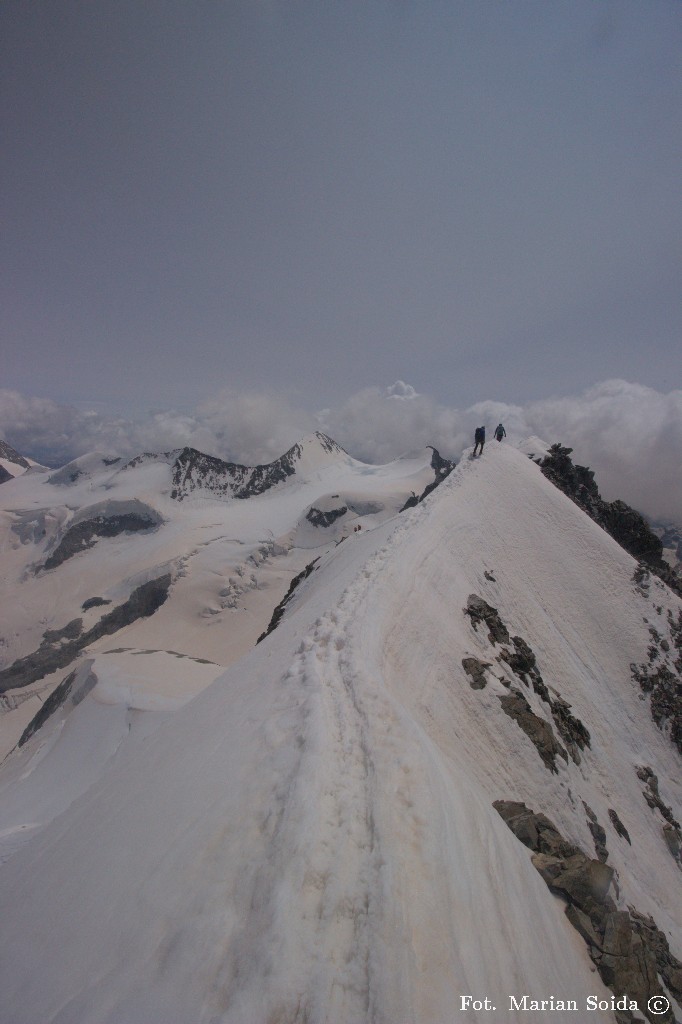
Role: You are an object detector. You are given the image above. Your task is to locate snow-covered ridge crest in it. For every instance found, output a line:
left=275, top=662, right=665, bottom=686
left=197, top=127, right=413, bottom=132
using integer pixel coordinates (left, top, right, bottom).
left=47, top=451, right=125, bottom=486
left=0, top=442, right=680, bottom=1022
left=2, top=440, right=681, bottom=1022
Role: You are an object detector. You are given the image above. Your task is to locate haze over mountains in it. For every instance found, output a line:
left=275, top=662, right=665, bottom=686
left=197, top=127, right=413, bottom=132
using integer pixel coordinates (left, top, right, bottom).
left=0, top=430, right=680, bottom=1023
left=1, top=378, right=681, bottom=524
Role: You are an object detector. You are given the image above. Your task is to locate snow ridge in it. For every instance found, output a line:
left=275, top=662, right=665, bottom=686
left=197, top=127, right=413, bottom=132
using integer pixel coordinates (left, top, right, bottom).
left=0, top=440, right=680, bottom=1023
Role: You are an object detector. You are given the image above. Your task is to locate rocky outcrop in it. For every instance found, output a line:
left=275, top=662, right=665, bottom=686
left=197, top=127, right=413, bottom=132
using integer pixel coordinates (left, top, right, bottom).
left=169, top=448, right=252, bottom=501
left=238, top=442, right=308, bottom=498
left=609, top=809, right=632, bottom=846
left=494, top=801, right=680, bottom=1023
left=0, top=575, right=172, bottom=693
left=306, top=505, right=348, bottom=528
left=0, top=439, right=30, bottom=470
left=464, top=595, right=591, bottom=764
left=540, top=444, right=682, bottom=598
left=257, top=559, right=320, bottom=643
left=17, top=663, right=98, bottom=747
left=655, top=523, right=682, bottom=566
left=81, top=597, right=111, bottom=611
left=603, top=501, right=668, bottom=565
left=499, top=635, right=544, bottom=688
left=671, top=610, right=682, bottom=673
left=631, top=608, right=682, bottom=756
left=629, top=911, right=682, bottom=1010
left=464, top=595, right=511, bottom=645
left=400, top=446, right=456, bottom=511
left=498, top=689, right=568, bottom=772
left=42, top=501, right=162, bottom=570
left=461, top=657, right=491, bottom=690
left=169, top=433, right=348, bottom=502
left=583, top=802, right=609, bottom=862
left=637, top=766, right=682, bottom=868
left=549, top=694, right=592, bottom=763
left=637, top=767, right=680, bottom=828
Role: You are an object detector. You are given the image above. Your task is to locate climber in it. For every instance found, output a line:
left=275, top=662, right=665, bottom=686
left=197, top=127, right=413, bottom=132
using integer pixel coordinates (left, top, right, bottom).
left=494, top=423, right=506, bottom=442
left=473, top=426, right=485, bottom=457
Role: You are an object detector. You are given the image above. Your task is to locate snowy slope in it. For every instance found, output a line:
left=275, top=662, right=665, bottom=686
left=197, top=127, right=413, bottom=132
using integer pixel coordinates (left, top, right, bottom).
left=0, top=440, right=680, bottom=1023
left=0, top=435, right=440, bottom=757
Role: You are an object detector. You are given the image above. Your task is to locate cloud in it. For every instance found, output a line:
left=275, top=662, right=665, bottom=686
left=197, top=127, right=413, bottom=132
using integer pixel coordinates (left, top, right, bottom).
left=524, top=380, right=682, bottom=522
left=318, top=384, right=466, bottom=464
left=386, top=380, right=419, bottom=400
left=0, top=391, right=106, bottom=466
left=0, top=387, right=315, bottom=472
left=194, top=390, right=315, bottom=466
left=252, top=379, right=682, bottom=522
left=1, top=380, right=680, bottom=523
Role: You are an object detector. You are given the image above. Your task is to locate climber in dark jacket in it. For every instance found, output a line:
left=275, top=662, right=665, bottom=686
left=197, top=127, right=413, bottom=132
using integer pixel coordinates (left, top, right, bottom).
left=473, top=426, right=485, bottom=457
left=494, top=423, right=506, bottom=442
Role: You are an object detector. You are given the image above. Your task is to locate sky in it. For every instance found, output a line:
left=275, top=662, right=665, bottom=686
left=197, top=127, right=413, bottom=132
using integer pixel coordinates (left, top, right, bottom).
left=1, top=1, right=681, bottom=518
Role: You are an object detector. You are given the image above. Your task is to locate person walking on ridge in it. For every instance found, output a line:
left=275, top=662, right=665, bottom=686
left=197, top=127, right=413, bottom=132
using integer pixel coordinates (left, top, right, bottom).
left=473, top=426, right=485, bottom=457
left=494, top=423, right=506, bottom=442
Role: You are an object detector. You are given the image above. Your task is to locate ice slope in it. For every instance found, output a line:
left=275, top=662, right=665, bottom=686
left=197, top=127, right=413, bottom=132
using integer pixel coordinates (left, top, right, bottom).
left=0, top=443, right=680, bottom=1023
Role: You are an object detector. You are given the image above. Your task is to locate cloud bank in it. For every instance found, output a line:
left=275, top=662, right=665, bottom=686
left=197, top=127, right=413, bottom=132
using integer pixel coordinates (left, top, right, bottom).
left=0, top=381, right=679, bottom=523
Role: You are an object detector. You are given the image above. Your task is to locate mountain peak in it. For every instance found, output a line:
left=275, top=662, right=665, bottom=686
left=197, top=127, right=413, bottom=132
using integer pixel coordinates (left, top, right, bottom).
left=168, top=433, right=350, bottom=501
left=0, top=438, right=46, bottom=484
left=0, top=439, right=30, bottom=470
left=279, top=431, right=349, bottom=471
left=305, top=431, right=348, bottom=456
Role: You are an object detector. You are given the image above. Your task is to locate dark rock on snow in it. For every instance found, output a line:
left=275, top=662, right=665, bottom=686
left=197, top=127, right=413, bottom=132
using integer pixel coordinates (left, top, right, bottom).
left=81, top=597, right=112, bottom=611
left=464, top=596, right=591, bottom=764
left=305, top=505, right=348, bottom=528
left=18, top=665, right=98, bottom=748
left=169, top=433, right=347, bottom=502
left=540, top=444, right=682, bottom=599
left=461, top=657, right=491, bottom=690
left=583, top=802, right=609, bottom=863
left=399, top=446, right=456, bottom=511
left=636, top=766, right=682, bottom=867
left=608, top=808, right=632, bottom=845
left=257, top=559, right=320, bottom=644
left=494, top=800, right=681, bottom=1023
left=464, top=595, right=511, bottom=645
left=630, top=608, right=682, bottom=758
left=0, top=575, right=172, bottom=693
left=498, top=689, right=568, bottom=773
left=0, top=439, right=30, bottom=470
left=42, top=503, right=162, bottom=570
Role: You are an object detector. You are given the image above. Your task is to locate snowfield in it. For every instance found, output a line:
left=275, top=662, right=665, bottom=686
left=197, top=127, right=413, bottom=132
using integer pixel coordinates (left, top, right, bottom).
left=0, top=438, right=680, bottom=1023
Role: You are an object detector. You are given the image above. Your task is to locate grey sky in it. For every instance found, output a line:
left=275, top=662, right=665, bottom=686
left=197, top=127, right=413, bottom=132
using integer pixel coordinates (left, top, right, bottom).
left=3, top=0, right=681, bottom=418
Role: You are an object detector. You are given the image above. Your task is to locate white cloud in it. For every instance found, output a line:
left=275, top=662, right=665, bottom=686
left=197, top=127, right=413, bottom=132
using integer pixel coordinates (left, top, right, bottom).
left=1, top=380, right=680, bottom=522
left=194, top=390, right=315, bottom=466
left=0, top=391, right=108, bottom=466
left=318, top=384, right=465, bottom=464
left=386, top=380, right=419, bottom=400
left=523, top=380, right=682, bottom=522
